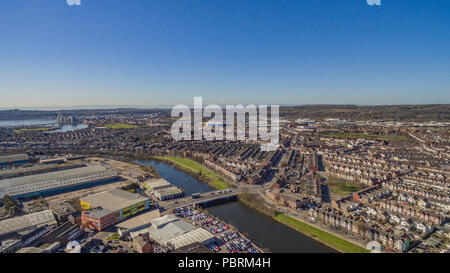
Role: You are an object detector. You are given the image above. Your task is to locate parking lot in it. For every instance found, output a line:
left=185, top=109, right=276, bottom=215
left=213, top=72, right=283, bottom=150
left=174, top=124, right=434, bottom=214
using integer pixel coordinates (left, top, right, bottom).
left=173, top=206, right=261, bottom=253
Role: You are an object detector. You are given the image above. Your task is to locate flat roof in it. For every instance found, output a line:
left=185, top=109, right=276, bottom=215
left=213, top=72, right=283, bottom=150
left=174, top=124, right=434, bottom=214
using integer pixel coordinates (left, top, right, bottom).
left=145, top=179, right=171, bottom=188
left=148, top=215, right=196, bottom=243
left=166, top=228, right=214, bottom=249
left=0, top=210, right=57, bottom=237
left=0, top=164, right=56, bottom=176
left=154, top=187, right=183, bottom=197
left=84, top=207, right=114, bottom=218
left=115, top=209, right=161, bottom=230
left=80, top=189, right=149, bottom=212
left=0, top=165, right=110, bottom=187
left=0, top=154, right=29, bottom=164
left=48, top=201, right=77, bottom=217
left=0, top=165, right=120, bottom=198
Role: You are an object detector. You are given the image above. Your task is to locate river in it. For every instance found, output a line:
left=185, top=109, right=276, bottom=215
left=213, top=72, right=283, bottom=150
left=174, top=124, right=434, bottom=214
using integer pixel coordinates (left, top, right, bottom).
left=0, top=118, right=88, bottom=133
left=135, top=158, right=336, bottom=253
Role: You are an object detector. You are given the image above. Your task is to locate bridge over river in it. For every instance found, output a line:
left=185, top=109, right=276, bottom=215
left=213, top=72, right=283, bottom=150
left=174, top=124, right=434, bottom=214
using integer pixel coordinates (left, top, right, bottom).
left=159, top=189, right=241, bottom=213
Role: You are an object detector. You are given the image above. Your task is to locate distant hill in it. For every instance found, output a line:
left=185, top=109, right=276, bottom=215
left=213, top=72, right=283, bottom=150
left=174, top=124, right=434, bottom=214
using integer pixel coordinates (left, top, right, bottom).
left=0, top=108, right=170, bottom=121
left=279, top=104, right=450, bottom=122
left=0, top=104, right=448, bottom=122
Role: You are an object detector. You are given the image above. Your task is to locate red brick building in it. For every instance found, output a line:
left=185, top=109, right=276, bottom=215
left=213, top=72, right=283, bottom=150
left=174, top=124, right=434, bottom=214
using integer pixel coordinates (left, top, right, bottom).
left=82, top=207, right=116, bottom=231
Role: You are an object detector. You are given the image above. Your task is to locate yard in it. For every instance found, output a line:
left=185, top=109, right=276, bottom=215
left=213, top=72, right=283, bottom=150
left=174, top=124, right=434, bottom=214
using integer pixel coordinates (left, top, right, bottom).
left=327, top=175, right=364, bottom=195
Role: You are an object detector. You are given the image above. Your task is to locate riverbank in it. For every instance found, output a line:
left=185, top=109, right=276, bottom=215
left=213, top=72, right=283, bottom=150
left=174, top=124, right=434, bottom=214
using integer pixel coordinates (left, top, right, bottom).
left=274, top=214, right=370, bottom=253
left=237, top=192, right=279, bottom=217
left=154, top=156, right=232, bottom=190
left=237, top=192, right=369, bottom=253
left=13, top=126, right=59, bottom=134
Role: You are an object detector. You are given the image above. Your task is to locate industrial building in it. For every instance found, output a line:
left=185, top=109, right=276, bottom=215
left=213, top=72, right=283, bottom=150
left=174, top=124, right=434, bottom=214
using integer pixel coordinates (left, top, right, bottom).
left=79, top=189, right=150, bottom=221
left=0, top=209, right=57, bottom=237
left=154, top=187, right=184, bottom=200
left=0, top=153, right=30, bottom=167
left=116, top=209, right=161, bottom=237
left=0, top=163, right=85, bottom=180
left=82, top=207, right=116, bottom=231
left=0, top=165, right=120, bottom=199
left=48, top=200, right=78, bottom=222
left=144, top=178, right=184, bottom=200
left=148, top=215, right=216, bottom=250
left=143, top=178, right=172, bottom=191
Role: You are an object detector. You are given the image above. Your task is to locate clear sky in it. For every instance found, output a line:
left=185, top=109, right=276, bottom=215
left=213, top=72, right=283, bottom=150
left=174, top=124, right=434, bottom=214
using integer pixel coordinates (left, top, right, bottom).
left=0, top=0, right=449, bottom=108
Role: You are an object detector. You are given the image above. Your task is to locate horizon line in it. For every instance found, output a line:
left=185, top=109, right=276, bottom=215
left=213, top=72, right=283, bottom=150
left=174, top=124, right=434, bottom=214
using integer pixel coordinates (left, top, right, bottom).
left=1, top=103, right=449, bottom=111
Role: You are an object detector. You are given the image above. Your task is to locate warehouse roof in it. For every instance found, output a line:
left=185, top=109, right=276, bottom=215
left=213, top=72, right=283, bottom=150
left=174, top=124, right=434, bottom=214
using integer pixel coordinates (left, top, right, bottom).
left=145, top=178, right=170, bottom=186
left=154, top=187, right=183, bottom=197
left=144, top=179, right=171, bottom=190
left=148, top=215, right=196, bottom=243
left=0, top=165, right=119, bottom=198
left=0, top=210, right=57, bottom=237
left=115, top=209, right=161, bottom=230
left=166, top=228, right=214, bottom=249
left=0, top=154, right=29, bottom=164
left=0, top=165, right=112, bottom=187
left=80, top=189, right=149, bottom=212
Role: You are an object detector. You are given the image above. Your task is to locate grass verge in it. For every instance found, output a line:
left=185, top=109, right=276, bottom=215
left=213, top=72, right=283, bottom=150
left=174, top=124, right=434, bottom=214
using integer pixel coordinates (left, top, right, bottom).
left=104, top=123, right=138, bottom=129
left=275, top=214, right=370, bottom=253
left=13, top=126, right=58, bottom=133
left=155, top=156, right=231, bottom=190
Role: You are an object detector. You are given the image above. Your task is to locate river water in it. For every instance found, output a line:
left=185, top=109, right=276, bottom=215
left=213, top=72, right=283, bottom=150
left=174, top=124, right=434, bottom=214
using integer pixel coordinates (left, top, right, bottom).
left=0, top=118, right=87, bottom=133
left=135, top=158, right=336, bottom=253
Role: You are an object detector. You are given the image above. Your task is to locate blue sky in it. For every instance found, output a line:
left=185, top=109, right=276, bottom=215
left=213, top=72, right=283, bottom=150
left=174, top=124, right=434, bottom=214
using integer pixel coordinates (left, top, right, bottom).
left=0, top=0, right=449, bottom=108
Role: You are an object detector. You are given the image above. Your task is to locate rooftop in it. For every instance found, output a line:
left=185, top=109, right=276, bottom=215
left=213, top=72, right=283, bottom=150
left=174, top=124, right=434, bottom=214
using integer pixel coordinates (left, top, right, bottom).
left=0, top=210, right=57, bottom=237
left=115, top=209, right=161, bottom=230
left=148, top=215, right=196, bottom=243
left=80, top=189, right=149, bottom=212
left=165, top=228, right=215, bottom=249
left=84, top=207, right=114, bottom=219
left=0, top=153, right=29, bottom=164
left=145, top=178, right=170, bottom=188
left=0, top=165, right=119, bottom=198
left=154, top=187, right=183, bottom=197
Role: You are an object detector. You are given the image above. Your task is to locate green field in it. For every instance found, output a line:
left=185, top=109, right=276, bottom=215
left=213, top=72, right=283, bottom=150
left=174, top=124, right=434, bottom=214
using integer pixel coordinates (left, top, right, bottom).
left=275, top=214, right=370, bottom=253
left=320, top=132, right=407, bottom=141
left=327, top=176, right=364, bottom=195
left=104, top=123, right=138, bottom=129
left=13, top=126, right=57, bottom=134
left=155, top=156, right=230, bottom=190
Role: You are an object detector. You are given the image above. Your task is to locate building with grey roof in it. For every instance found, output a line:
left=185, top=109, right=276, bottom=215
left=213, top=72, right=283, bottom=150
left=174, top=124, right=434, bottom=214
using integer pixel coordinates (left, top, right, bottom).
left=0, top=153, right=30, bottom=167
left=154, top=187, right=184, bottom=200
left=148, top=215, right=216, bottom=249
left=0, top=209, right=57, bottom=237
left=144, top=178, right=172, bottom=192
left=144, top=178, right=184, bottom=200
left=116, top=209, right=161, bottom=237
left=0, top=165, right=120, bottom=199
left=80, top=189, right=151, bottom=220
